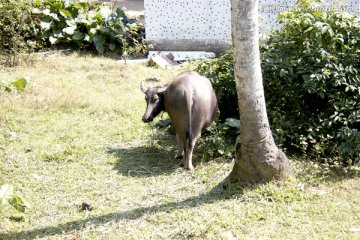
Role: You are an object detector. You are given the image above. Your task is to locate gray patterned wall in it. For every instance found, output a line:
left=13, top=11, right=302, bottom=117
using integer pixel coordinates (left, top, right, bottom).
left=144, top=0, right=359, bottom=52
left=145, top=0, right=231, bottom=41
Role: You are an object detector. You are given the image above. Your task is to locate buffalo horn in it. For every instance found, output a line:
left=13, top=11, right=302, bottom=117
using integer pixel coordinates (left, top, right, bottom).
left=140, top=79, right=147, bottom=93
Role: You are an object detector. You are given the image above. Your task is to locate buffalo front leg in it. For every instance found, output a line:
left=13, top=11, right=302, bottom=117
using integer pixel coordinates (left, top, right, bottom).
left=175, top=134, right=184, bottom=159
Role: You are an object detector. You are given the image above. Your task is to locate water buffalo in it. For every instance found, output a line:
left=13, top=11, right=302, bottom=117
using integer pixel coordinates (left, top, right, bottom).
left=141, top=71, right=218, bottom=170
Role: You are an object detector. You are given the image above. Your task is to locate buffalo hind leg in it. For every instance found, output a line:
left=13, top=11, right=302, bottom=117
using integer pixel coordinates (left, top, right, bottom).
left=183, top=135, right=199, bottom=171
left=175, top=134, right=184, bottom=159
left=184, top=141, right=194, bottom=170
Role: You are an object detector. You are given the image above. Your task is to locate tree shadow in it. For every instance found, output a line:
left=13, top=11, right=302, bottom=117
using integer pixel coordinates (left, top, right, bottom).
left=0, top=176, right=251, bottom=240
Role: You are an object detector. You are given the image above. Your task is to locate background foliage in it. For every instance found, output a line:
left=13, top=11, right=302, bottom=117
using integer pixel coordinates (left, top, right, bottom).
left=194, top=0, right=360, bottom=164
left=0, top=0, right=147, bottom=66
left=195, top=51, right=238, bottom=122
left=0, top=0, right=43, bottom=66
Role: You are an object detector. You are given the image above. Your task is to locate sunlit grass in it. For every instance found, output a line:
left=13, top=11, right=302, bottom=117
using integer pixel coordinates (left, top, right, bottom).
left=0, top=52, right=359, bottom=239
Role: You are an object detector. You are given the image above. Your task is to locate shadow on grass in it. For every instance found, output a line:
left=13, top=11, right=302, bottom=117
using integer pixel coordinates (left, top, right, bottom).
left=108, top=143, right=181, bottom=177
left=108, top=122, right=209, bottom=177
left=0, top=176, right=247, bottom=240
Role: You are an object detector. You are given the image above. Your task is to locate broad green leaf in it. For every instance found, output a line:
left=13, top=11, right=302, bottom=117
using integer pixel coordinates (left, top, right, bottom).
left=84, top=34, right=90, bottom=42
left=50, top=2, right=64, bottom=13
left=109, top=43, right=116, bottom=51
left=65, top=19, right=76, bottom=27
left=99, top=5, right=112, bottom=18
left=43, top=9, right=51, bottom=15
left=49, top=36, right=58, bottom=45
left=73, top=31, right=85, bottom=41
left=95, top=43, right=105, bottom=54
left=92, top=34, right=105, bottom=45
left=280, top=69, right=288, bottom=78
left=53, top=29, right=62, bottom=37
left=93, top=13, right=103, bottom=21
left=42, top=9, right=59, bottom=21
left=63, top=26, right=76, bottom=35
left=224, top=118, right=241, bottom=129
left=59, top=9, right=72, bottom=19
left=40, top=20, right=52, bottom=30
left=321, top=25, right=329, bottom=34
left=90, top=28, right=98, bottom=35
left=31, top=8, right=41, bottom=14
left=73, top=3, right=85, bottom=10
left=304, top=27, right=313, bottom=33
left=33, top=0, right=41, bottom=6
left=9, top=195, right=26, bottom=213
left=99, top=27, right=110, bottom=33
left=10, top=77, right=30, bottom=92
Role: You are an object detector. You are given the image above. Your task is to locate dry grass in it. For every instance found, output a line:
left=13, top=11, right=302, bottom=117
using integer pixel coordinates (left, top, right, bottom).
left=0, top=52, right=359, bottom=240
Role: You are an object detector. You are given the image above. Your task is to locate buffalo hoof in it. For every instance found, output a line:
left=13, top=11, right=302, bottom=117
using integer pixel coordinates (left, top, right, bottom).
left=185, top=165, right=195, bottom=171
left=179, top=163, right=194, bottom=171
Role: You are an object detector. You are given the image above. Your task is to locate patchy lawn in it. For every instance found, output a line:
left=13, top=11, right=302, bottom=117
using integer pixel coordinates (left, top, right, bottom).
left=0, top=53, right=359, bottom=239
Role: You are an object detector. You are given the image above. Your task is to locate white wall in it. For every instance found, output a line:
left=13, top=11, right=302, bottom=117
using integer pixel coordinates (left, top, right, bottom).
left=145, top=0, right=359, bottom=52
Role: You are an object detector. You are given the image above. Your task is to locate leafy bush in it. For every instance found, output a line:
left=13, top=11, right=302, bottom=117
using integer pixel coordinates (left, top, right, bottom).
left=194, top=51, right=238, bottom=122
left=0, top=0, right=43, bottom=66
left=194, top=0, right=360, bottom=164
left=0, top=0, right=148, bottom=66
left=197, top=118, right=240, bottom=159
left=36, top=0, right=147, bottom=55
left=262, top=0, right=359, bottom=163
left=193, top=52, right=239, bottom=160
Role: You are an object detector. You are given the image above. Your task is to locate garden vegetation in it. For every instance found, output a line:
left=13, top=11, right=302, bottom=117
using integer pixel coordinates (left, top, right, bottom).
left=0, top=0, right=147, bottom=66
left=195, top=0, right=360, bottom=167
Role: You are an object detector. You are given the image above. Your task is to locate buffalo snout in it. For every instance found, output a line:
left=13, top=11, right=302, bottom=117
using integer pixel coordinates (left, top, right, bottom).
left=142, top=115, right=153, bottom=123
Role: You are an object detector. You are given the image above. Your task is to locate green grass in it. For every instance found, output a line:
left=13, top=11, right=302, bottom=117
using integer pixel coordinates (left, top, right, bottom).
left=1, top=52, right=359, bottom=239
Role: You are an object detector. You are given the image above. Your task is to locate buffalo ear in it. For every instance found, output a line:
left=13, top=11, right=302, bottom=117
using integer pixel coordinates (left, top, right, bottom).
left=157, top=85, right=168, bottom=94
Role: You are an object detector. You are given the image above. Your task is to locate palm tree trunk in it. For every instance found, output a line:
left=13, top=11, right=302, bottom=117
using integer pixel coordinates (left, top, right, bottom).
left=230, top=0, right=293, bottom=182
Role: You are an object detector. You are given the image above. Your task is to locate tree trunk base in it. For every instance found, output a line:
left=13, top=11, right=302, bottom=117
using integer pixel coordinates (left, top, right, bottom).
left=230, top=136, right=293, bottom=183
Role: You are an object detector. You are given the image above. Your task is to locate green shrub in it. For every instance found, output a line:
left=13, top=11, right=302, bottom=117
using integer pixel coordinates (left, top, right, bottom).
left=0, top=0, right=148, bottom=65
left=0, top=0, right=43, bottom=66
left=36, top=0, right=147, bottom=55
left=262, top=0, right=359, bottom=163
left=194, top=51, right=238, bottom=122
left=194, top=0, right=360, bottom=164
left=197, top=118, right=240, bottom=159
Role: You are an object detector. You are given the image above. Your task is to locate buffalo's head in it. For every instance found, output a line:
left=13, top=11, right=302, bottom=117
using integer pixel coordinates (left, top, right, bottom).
left=140, top=80, right=167, bottom=123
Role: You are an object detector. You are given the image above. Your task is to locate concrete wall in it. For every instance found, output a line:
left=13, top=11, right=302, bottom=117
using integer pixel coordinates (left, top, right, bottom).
left=145, top=0, right=359, bottom=53
left=145, top=0, right=231, bottom=53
